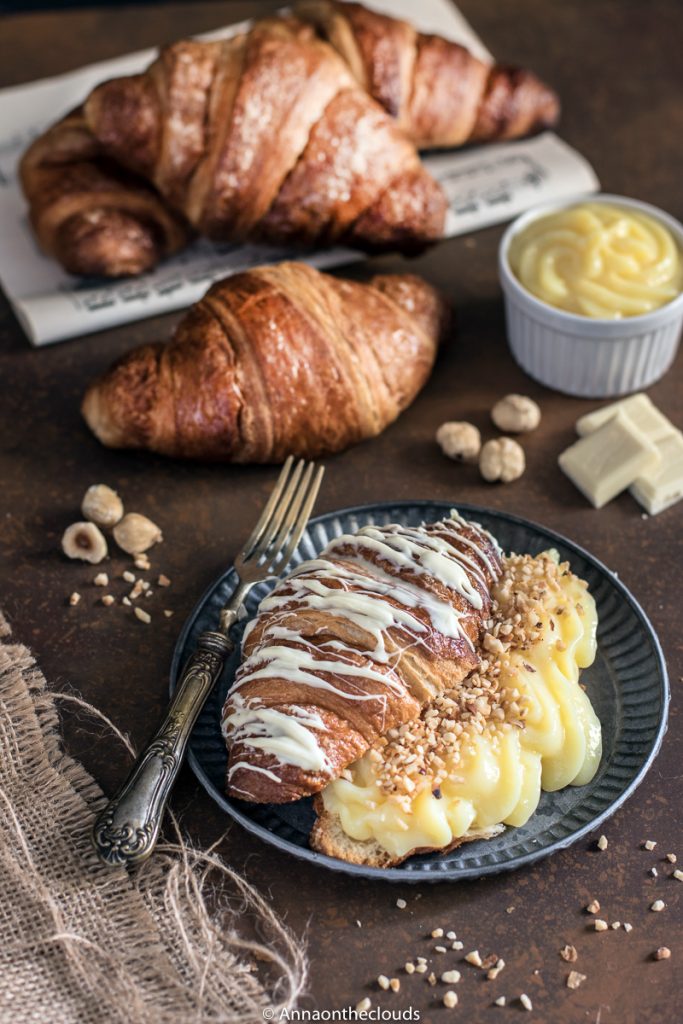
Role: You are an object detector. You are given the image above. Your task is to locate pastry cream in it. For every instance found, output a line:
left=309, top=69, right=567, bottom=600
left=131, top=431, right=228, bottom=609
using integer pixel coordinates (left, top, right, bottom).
left=509, top=203, right=683, bottom=318
left=320, top=553, right=601, bottom=861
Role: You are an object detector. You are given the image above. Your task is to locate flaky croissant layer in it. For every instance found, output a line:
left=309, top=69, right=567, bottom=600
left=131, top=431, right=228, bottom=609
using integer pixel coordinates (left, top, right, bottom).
left=81, top=262, right=448, bottom=463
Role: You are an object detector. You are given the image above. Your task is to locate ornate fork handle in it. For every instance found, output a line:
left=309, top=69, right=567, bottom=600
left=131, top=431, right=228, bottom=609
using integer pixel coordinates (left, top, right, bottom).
left=92, top=630, right=233, bottom=867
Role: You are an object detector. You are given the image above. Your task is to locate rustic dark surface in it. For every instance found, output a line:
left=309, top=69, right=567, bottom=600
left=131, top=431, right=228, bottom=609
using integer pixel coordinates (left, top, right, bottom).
left=1, top=3, right=682, bottom=1022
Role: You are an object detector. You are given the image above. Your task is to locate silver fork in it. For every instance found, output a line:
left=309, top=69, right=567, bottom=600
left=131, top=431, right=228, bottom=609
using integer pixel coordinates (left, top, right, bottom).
left=92, top=456, right=324, bottom=867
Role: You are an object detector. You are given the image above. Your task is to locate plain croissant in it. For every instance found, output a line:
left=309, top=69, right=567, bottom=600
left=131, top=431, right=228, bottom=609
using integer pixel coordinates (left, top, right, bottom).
left=81, top=262, right=448, bottom=462
left=223, top=514, right=502, bottom=803
left=20, top=17, right=446, bottom=278
left=296, top=0, right=560, bottom=149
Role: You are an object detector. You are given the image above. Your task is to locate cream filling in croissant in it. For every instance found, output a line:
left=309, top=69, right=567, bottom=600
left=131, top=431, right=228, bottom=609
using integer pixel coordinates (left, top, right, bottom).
left=318, top=551, right=601, bottom=860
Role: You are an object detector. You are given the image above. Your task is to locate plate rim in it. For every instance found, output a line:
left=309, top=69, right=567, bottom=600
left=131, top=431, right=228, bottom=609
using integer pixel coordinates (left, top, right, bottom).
left=170, top=500, right=670, bottom=883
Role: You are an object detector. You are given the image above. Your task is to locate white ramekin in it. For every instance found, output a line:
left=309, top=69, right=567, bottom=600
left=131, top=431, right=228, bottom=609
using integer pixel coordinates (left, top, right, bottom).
left=498, top=193, right=683, bottom=398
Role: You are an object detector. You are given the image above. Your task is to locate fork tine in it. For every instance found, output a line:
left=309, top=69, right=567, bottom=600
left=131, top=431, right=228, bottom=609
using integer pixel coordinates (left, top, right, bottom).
left=270, top=465, right=325, bottom=575
left=263, top=461, right=315, bottom=563
left=240, top=455, right=294, bottom=560
left=249, top=458, right=305, bottom=563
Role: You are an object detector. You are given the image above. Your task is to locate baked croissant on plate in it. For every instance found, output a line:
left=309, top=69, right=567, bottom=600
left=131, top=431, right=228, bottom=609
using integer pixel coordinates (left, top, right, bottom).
left=81, top=262, right=448, bottom=462
left=222, top=513, right=503, bottom=802
left=20, top=16, right=447, bottom=277
left=296, top=0, right=560, bottom=149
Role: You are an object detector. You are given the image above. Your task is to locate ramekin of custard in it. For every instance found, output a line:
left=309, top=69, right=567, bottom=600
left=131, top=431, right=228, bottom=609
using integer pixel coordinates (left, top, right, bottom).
left=499, top=195, right=683, bottom=397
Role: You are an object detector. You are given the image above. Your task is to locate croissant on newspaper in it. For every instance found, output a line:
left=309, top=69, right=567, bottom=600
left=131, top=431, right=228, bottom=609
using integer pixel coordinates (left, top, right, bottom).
left=19, top=17, right=447, bottom=278
left=81, top=261, right=448, bottom=462
left=222, top=514, right=503, bottom=803
left=296, top=0, right=559, bottom=149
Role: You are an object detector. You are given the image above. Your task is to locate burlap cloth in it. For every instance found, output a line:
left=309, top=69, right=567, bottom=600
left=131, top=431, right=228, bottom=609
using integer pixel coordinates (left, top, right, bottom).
left=0, top=613, right=306, bottom=1023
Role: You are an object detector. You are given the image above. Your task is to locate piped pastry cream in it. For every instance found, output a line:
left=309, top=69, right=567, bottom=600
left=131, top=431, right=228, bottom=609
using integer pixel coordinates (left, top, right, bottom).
left=312, top=550, right=601, bottom=866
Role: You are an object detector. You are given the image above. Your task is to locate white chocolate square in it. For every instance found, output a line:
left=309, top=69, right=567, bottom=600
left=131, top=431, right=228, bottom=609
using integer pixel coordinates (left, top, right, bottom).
left=559, top=412, right=661, bottom=508
left=630, top=431, right=683, bottom=515
left=576, top=394, right=674, bottom=443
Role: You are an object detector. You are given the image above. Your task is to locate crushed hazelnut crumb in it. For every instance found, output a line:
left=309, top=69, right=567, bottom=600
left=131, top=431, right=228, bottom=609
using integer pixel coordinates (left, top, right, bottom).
left=594, top=920, right=608, bottom=932
left=101, top=595, right=115, bottom=607
left=452, top=941, right=463, bottom=951
left=415, top=964, right=427, bottom=975
left=355, top=998, right=371, bottom=1013
left=446, top=931, right=456, bottom=941
left=69, top=592, right=81, bottom=606
left=164, top=610, right=174, bottom=618
left=377, top=975, right=389, bottom=991
left=431, top=928, right=444, bottom=938
left=396, top=899, right=406, bottom=910
left=443, top=992, right=458, bottom=1008
left=654, top=947, right=671, bottom=960
left=567, top=971, right=586, bottom=989
left=644, top=840, right=657, bottom=851
left=465, top=951, right=483, bottom=967
left=122, top=596, right=131, bottom=606
left=586, top=900, right=601, bottom=914
left=441, top=970, right=461, bottom=985
left=650, top=868, right=658, bottom=877
left=666, top=853, right=677, bottom=863
left=122, top=571, right=135, bottom=583
left=495, top=996, right=506, bottom=1007
left=623, top=923, right=633, bottom=933
left=611, top=922, right=621, bottom=930
left=673, top=869, right=683, bottom=882
left=487, top=959, right=505, bottom=980
left=93, top=572, right=109, bottom=586
left=520, top=993, right=533, bottom=1011
left=404, top=963, right=415, bottom=975
left=481, top=954, right=499, bottom=971
left=134, top=555, right=151, bottom=571
left=597, top=835, right=608, bottom=851
left=158, top=574, right=171, bottom=587
left=389, top=979, right=400, bottom=993
left=434, top=946, right=447, bottom=954
left=560, top=945, right=578, bottom=963
left=427, top=973, right=437, bottom=987
left=134, top=607, right=151, bottom=624
left=651, top=900, right=665, bottom=912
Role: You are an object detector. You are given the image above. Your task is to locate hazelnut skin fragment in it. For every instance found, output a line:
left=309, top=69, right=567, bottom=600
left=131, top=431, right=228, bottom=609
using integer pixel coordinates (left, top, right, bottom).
left=62, top=522, right=108, bottom=564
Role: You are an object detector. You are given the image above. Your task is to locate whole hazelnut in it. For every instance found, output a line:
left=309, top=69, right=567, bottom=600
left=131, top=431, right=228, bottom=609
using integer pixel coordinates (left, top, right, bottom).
left=113, top=513, right=163, bottom=555
left=62, top=522, right=108, bottom=563
left=81, top=484, right=124, bottom=528
left=435, top=421, right=481, bottom=463
left=491, top=394, right=541, bottom=434
left=479, top=438, right=525, bottom=483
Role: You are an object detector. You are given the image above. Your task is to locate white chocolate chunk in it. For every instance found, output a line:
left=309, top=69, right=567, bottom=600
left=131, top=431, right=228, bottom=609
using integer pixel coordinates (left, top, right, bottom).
left=559, top=413, right=661, bottom=508
left=576, top=393, right=674, bottom=443
left=630, top=430, right=683, bottom=515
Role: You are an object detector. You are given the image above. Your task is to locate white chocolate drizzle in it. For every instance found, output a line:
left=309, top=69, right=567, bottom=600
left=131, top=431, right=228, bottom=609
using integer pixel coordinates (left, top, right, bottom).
left=225, top=512, right=501, bottom=791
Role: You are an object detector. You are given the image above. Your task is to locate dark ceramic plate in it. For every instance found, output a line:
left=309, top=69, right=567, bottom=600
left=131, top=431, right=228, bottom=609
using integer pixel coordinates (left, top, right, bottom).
left=170, top=502, right=669, bottom=882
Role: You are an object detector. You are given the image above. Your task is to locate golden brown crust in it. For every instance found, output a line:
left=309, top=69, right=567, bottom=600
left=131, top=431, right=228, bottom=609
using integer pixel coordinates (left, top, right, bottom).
left=81, top=261, right=448, bottom=462
left=224, top=518, right=502, bottom=803
left=296, top=0, right=560, bottom=149
left=19, top=110, right=191, bottom=277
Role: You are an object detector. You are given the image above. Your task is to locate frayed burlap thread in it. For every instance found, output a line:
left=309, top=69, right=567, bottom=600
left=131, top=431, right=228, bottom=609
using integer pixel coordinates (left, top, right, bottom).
left=0, top=613, right=307, bottom=1024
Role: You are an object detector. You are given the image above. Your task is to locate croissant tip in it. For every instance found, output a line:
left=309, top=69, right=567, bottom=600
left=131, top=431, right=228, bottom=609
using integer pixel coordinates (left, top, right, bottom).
left=81, top=384, right=124, bottom=448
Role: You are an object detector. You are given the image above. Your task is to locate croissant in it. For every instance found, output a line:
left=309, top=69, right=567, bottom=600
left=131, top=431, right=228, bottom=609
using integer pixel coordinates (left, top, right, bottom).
left=81, top=261, right=448, bottom=462
left=296, top=0, right=560, bottom=149
left=223, top=513, right=503, bottom=803
left=20, top=17, right=446, bottom=278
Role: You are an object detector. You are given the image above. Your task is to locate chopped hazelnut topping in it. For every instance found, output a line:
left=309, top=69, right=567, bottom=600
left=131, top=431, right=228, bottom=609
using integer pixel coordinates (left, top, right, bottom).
left=101, top=595, right=115, bottom=607
left=164, top=610, right=174, bottom=618
left=623, top=923, right=633, bottom=933
left=487, top=960, right=505, bottom=980
left=567, top=971, right=587, bottom=989
left=673, top=869, right=683, bottom=882
left=452, top=941, right=463, bottom=951
left=560, top=945, right=578, bottom=963
left=481, top=953, right=499, bottom=971
left=586, top=900, right=601, bottom=914
left=134, top=555, right=151, bottom=571
left=443, top=992, right=458, bottom=1009
left=93, top=572, right=109, bottom=587
left=68, top=592, right=81, bottom=606
left=644, top=840, right=657, bottom=851
left=395, top=899, right=406, bottom=910
left=377, top=976, right=389, bottom=991
left=611, top=922, right=621, bottom=930
left=122, top=571, right=135, bottom=583
left=134, top=607, right=151, bottom=624
left=355, top=998, right=371, bottom=1012
left=389, top=979, right=400, bottom=993
left=122, top=596, right=131, bottom=606
left=666, top=853, right=677, bottom=863
left=441, top=970, right=461, bottom=984
left=650, top=868, right=658, bottom=877
left=431, top=927, right=444, bottom=938
left=434, top=946, right=447, bottom=954
left=495, top=996, right=506, bottom=1007
left=446, top=931, right=456, bottom=941
left=594, top=920, right=608, bottom=932
left=130, top=579, right=145, bottom=600
left=465, top=951, right=483, bottom=967
left=415, top=964, right=427, bottom=974
left=520, top=993, right=533, bottom=1011
left=404, top=963, right=415, bottom=975
left=597, top=835, right=608, bottom=851
left=427, top=973, right=437, bottom=987
left=158, top=574, right=171, bottom=587
left=651, top=900, right=665, bottom=912
left=654, top=947, right=671, bottom=960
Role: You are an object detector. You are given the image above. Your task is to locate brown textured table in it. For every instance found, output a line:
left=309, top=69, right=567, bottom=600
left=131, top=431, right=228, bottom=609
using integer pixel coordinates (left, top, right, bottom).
left=1, top=3, right=682, bottom=1022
